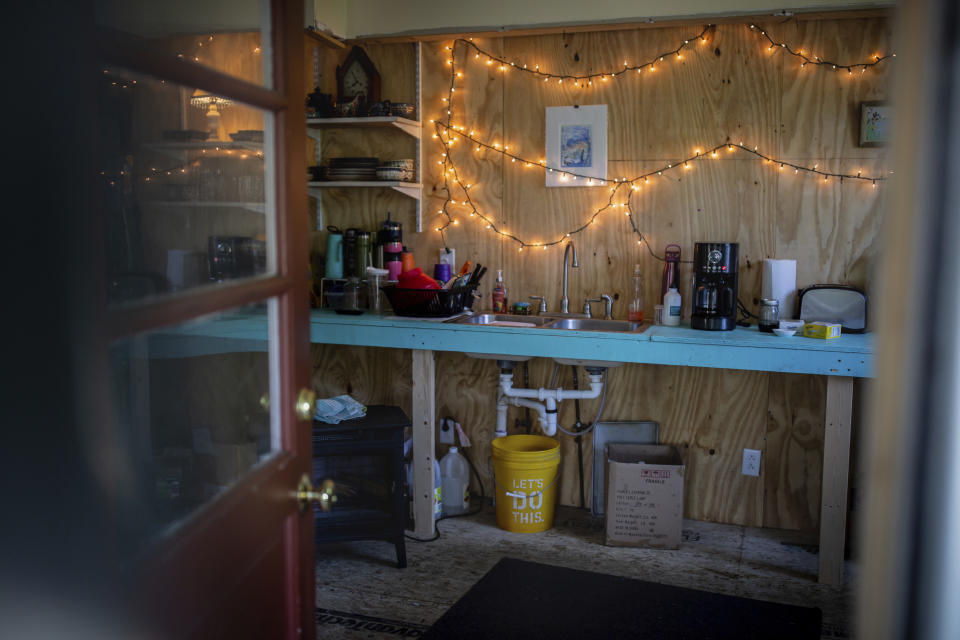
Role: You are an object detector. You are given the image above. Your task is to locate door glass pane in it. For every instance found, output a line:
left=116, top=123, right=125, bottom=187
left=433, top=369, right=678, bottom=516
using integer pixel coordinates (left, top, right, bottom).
left=97, top=67, right=277, bottom=306
left=109, top=303, right=273, bottom=540
left=94, top=0, right=273, bottom=88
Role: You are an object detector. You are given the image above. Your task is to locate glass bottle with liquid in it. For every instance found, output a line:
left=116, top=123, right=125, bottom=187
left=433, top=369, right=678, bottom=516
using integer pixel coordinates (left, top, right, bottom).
left=628, top=263, right=645, bottom=322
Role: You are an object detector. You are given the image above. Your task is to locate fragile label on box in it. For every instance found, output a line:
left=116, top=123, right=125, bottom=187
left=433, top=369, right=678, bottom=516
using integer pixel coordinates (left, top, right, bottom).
left=605, top=444, right=685, bottom=549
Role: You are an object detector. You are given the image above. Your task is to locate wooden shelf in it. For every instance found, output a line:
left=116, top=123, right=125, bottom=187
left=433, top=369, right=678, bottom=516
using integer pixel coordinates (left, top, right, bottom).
left=304, top=27, right=346, bottom=49
left=306, top=44, right=422, bottom=232
left=307, top=181, right=421, bottom=200
left=306, top=117, right=421, bottom=139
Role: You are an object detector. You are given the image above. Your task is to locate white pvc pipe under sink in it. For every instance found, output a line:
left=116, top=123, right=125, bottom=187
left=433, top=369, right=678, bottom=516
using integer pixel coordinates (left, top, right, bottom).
left=495, top=372, right=603, bottom=437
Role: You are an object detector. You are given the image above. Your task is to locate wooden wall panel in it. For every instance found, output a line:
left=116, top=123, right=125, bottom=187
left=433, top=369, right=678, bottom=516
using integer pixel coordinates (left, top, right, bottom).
left=774, top=18, right=892, bottom=160
left=765, top=373, right=827, bottom=531
left=423, top=38, right=506, bottom=305
left=595, top=363, right=769, bottom=525
left=309, top=16, right=888, bottom=532
left=311, top=344, right=413, bottom=418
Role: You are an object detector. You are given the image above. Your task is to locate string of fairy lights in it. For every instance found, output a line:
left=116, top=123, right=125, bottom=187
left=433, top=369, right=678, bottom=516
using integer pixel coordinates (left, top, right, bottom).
left=175, top=34, right=263, bottom=64
left=748, top=24, right=894, bottom=74
left=98, top=148, right=264, bottom=186
left=432, top=24, right=893, bottom=251
left=455, top=25, right=713, bottom=86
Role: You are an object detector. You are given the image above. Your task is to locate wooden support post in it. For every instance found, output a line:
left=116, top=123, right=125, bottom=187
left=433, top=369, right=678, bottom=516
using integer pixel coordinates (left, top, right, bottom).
left=411, top=349, right=436, bottom=537
left=819, top=376, right=854, bottom=584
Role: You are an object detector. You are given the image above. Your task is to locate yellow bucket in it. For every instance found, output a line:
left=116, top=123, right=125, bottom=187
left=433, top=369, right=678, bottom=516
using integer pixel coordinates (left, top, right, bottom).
left=491, top=435, right=561, bottom=533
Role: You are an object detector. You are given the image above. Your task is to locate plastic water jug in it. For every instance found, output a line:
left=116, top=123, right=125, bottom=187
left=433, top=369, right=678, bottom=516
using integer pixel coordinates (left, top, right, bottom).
left=440, top=447, right=471, bottom=516
left=325, top=226, right=343, bottom=279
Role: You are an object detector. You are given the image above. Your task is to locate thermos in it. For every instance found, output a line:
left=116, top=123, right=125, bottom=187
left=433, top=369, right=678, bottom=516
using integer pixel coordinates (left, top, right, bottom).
left=379, top=213, right=402, bottom=245
left=379, top=212, right=403, bottom=280
left=355, top=231, right=372, bottom=277
left=325, top=226, right=343, bottom=279
left=661, top=244, right=681, bottom=302
left=385, top=253, right=402, bottom=281
left=343, top=228, right=360, bottom=279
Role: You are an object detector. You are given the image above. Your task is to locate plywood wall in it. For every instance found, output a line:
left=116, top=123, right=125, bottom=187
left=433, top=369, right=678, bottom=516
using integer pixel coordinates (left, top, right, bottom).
left=309, top=16, right=890, bottom=532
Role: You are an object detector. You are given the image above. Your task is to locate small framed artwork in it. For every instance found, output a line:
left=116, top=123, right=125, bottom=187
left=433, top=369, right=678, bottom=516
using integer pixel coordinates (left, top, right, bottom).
left=545, top=105, right=607, bottom=187
left=859, top=101, right=891, bottom=147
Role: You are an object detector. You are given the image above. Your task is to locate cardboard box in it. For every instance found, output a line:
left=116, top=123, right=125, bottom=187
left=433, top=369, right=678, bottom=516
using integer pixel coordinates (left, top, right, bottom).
left=605, top=444, right=685, bottom=549
left=803, top=321, right=841, bottom=339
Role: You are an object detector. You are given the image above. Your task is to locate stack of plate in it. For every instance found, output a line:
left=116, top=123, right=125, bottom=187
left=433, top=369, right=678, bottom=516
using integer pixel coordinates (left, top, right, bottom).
left=323, top=157, right=379, bottom=181
left=162, top=129, right=210, bottom=141
left=376, top=159, right=415, bottom=182
left=229, top=130, right=264, bottom=142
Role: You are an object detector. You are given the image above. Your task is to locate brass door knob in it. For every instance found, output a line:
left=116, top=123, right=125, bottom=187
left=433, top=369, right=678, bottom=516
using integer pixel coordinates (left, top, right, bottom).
left=298, top=474, right=336, bottom=513
left=296, top=388, right=316, bottom=421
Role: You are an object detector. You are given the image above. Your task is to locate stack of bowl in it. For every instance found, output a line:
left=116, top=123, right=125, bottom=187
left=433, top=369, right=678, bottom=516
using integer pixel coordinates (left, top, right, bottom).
left=376, top=159, right=415, bottom=183
left=390, top=103, right=415, bottom=119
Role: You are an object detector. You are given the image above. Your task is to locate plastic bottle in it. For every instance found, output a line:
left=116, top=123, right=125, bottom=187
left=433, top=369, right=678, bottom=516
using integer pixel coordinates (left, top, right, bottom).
left=433, top=459, right=442, bottom=520
left=440, top=447, right=471, bottom=516
left=628, top=263, right=644, bottom=322
left=663, top=287, right=682, bottom=326
left=492, top=269, right=508, bottom=313
left=660, top=244, right=681, bottom=302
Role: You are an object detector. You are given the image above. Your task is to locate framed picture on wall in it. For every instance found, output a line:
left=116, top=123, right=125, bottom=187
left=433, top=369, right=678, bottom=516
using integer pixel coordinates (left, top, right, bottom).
left=859, top=101, right=891, bottom=147
left=545, top=105, right=607, bottom=187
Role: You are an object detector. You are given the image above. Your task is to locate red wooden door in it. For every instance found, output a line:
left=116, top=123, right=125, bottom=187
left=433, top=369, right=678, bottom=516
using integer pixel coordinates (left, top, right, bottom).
left=67, top=1, right=316, bottom=637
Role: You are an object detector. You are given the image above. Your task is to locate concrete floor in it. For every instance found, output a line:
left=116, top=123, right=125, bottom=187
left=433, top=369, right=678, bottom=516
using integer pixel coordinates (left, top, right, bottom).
left=315, top=505, right=855, bottom=639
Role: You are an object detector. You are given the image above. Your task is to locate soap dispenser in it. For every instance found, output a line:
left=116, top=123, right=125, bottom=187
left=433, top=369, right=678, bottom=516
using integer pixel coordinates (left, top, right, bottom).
left=492, top=269, right=508, bottom=313
left=628, top=264, right=644, bottom=322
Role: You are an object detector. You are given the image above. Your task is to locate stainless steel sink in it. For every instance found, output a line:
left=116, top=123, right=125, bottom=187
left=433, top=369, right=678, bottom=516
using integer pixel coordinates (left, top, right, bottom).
left=448, top=312, right=647, bottom=334
left=545, top=317, right=646, bottom=333
left=446, top=313, right=555, bottom=326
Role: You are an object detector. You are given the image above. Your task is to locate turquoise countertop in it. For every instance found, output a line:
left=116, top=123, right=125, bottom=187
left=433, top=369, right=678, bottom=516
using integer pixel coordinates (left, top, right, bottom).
left=148, top=310, right=874, bottom=378
left=307, top=311, right=872, bottom=377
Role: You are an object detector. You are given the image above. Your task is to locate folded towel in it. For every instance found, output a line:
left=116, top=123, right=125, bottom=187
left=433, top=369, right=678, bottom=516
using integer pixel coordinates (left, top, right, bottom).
left=314, top=394, right=367, bottom=424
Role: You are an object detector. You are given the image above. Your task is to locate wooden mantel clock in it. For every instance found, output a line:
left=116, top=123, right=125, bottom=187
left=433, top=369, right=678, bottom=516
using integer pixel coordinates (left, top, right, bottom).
left=336, top=45, right=381, bottom=105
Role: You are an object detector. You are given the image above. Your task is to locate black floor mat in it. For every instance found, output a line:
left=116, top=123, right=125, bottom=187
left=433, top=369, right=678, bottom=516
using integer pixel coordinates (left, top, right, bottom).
left=422, top=558, right=821, bottom=640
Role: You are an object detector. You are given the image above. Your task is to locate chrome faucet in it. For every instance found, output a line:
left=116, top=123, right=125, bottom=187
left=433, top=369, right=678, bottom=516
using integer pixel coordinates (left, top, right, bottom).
left=600, top=294, right=614, bottom=320
left=560, top=241, right=579, bottom=314
left=583, top=294, right=614, bottom=319
left=529, top=295, right=548, bottom=314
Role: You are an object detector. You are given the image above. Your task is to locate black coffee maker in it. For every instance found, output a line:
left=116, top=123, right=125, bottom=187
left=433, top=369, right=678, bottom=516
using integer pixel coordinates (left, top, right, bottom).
left=691, top=242, right=739, bottom=331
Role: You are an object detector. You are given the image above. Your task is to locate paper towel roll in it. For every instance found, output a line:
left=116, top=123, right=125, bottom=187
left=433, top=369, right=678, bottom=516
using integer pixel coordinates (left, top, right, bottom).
left=762, top=259, right=797, bottom=319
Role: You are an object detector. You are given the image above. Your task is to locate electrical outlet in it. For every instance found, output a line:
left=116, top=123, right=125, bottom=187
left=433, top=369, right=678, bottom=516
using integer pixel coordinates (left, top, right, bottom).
left=439, top=418, right=455, bottom=444
left=742, top=448, right=761, bottom=476
left=439, top=248, right=456, bottom=268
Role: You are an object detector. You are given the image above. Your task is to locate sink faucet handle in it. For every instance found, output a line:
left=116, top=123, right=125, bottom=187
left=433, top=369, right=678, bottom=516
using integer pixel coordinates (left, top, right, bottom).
left=583, top=297, right=603, bottom=318
left=600, top=294, right=614, bottom=320
left=529, top=295, right=548, bottom=314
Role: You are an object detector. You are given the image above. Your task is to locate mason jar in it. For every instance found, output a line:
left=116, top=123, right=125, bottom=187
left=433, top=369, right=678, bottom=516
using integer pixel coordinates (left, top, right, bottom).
left=758, top=298, right=780, bottom=333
